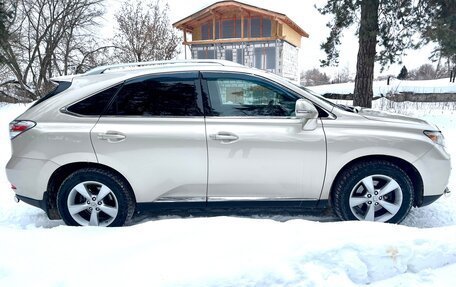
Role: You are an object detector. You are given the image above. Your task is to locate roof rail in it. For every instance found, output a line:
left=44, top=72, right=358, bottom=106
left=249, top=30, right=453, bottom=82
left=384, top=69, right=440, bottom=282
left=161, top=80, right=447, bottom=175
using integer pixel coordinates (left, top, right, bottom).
left=83, top=60, right=243, bottom=75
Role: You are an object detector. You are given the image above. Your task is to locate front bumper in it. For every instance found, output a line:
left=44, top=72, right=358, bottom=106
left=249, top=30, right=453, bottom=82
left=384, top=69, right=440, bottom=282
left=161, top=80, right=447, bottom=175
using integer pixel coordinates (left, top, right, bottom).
left=413, top=144, right=451, bottom=197
left=420, top=187, right=451, bottom=207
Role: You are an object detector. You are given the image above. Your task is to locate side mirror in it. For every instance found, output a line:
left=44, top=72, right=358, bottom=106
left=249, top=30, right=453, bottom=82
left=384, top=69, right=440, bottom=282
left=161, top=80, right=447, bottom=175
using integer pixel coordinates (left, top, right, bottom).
left=295, top=99, right=318, bottom=119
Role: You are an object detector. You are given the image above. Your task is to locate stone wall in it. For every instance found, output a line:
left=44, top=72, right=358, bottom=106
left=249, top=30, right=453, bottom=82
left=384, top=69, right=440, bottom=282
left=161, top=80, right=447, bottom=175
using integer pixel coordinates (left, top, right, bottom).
left=281, top=41, right=299, bottom=82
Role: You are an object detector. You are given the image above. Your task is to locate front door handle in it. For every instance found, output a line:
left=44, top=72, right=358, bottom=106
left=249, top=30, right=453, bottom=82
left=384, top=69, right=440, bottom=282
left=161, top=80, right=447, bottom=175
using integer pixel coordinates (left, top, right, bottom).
left=209, top=132, right=239, bottom=143
left=97, top=131, right=126, bottom=143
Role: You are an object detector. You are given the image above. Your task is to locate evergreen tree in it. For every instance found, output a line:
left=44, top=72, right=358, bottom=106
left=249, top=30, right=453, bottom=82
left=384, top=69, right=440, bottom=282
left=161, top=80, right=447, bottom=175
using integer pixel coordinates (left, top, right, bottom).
left=318, top=0, right=439, bottom=107
left=0, top=1, right=9, bottom=64
left=397, top=66, right=408, bottom=80
left=0, top=1, right=7, bottom=38
left=424, top=0, right=456, bottom=70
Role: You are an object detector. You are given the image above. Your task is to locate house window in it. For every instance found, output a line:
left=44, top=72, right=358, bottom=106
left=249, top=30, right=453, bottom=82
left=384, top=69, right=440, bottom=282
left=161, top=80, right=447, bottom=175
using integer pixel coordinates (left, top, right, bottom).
left=254, top=48, right=262, bottom=69
left=263, top=19, right=272, bottom=37
left=244, top=19, right=249, bottom=38
left=197, top=50, right=205, bottom=59
left=254, top=47, right=276, bottom=70
left=265, top=47, right=276, bottom=69
left=207, top=49, right=215, bottom=59
left=225, top=49, right=233, bottom=61
left=201, top=23, right=213, bottom=40
left=222, top=20, right=234, bottom=38
left=235, top=19, right=241, bottom=38
left=197, top=49, right=215, bottom=59
left=251, top=17, right=261, bottom=38
left=236, top=49, right=244, bottom=64
left=200, top=16, right=273, bottom=40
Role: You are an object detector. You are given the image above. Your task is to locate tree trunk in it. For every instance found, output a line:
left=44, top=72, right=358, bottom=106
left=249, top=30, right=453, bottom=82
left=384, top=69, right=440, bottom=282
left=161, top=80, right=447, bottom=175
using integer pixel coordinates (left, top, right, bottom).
left=353, top=0, right=379, bottom=108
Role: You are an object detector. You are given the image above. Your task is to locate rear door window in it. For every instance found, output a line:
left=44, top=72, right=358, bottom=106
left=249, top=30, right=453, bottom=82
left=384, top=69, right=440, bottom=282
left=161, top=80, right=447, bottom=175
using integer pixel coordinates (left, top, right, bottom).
left=67, top=84, right=121, bottom=116
left=105, top=72, right=203, bottom=116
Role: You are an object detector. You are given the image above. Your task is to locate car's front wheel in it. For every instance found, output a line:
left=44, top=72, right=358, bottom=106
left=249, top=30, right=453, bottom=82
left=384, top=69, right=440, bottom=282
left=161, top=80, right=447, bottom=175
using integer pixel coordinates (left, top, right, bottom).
left=57, top=168, right=135, bottom=227
left=332, top=160, right=414, bottom=223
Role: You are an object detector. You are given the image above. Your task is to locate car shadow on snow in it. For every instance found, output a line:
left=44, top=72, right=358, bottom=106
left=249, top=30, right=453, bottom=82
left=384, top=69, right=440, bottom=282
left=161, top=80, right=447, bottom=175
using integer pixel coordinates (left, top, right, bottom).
left=0, top=209, right=64, bottom=229
left=130, top=207, right=339, bottom=226
left=3, top=198, right=455, bottom=229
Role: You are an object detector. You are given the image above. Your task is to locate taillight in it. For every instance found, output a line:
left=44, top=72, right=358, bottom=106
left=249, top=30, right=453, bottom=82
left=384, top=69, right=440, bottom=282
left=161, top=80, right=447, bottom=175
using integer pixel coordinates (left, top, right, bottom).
left=9, top=120, right=36, bottom=139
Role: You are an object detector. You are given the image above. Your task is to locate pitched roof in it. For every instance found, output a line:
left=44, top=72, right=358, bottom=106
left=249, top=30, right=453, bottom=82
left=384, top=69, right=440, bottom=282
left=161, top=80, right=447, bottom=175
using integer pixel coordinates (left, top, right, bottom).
left=173, top=0, right=309, bottom=37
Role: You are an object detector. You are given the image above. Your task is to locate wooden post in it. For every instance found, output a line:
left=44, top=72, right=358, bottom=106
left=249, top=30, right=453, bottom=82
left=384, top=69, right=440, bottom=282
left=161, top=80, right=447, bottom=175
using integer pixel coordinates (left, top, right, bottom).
left=183, top=30, right=187, bottom=59
left=275, top=19, right=280, bottom=37
left=248, top=14, right=251, bottom=39
left=212, top=14, right=216, bottom=40
left=241, top=14, right=244, bottom=39
left=234, top=16, right=236, bottom=38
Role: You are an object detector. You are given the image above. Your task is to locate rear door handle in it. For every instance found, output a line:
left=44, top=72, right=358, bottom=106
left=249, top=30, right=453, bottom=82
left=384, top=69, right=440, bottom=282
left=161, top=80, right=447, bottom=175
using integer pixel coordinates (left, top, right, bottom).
left=209, top=132, right=239, bottom=143
left=97, top=131, right=126, bottom=143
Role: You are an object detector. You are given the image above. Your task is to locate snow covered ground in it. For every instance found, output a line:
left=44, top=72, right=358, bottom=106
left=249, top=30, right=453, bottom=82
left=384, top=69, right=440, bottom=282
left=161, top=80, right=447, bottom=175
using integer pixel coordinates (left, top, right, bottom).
left=311, top=77, right=456, bottom=98
left=0, top=101, right=455, bottom=286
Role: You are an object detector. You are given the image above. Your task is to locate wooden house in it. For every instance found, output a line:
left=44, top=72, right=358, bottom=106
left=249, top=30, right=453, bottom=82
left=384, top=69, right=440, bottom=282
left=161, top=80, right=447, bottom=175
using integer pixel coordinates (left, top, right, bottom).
left=173, top=0, right=309, bottom=81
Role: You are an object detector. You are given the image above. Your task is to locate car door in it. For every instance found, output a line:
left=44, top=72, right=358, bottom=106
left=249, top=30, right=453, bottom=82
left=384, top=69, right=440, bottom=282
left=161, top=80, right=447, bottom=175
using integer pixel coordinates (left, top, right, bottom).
left=91, top=72, right=207, bottom=204
left=202, top=72, right=327, bottom=206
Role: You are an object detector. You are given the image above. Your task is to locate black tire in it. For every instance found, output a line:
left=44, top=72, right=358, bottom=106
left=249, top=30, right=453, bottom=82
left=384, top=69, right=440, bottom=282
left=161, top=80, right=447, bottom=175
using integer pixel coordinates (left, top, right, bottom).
left=332, top=160, right=414, bottom=224
left=57, top=168, right=135, bottom=227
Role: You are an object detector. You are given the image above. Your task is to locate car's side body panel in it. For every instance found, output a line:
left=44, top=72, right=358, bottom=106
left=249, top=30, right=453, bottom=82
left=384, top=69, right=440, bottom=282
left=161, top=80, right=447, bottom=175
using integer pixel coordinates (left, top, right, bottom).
left=319, top=113, right=449, bottom=200
left=6, top=111, right=99, bottom=200
left=205, top=117, right=327, bottom=201
left=91, top=117, right=208, bottom=203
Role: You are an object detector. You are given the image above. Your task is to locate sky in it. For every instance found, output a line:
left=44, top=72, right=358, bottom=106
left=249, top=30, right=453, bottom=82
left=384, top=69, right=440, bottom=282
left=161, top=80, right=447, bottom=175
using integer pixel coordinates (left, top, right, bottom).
left=102, top=0, right=437, bottom=80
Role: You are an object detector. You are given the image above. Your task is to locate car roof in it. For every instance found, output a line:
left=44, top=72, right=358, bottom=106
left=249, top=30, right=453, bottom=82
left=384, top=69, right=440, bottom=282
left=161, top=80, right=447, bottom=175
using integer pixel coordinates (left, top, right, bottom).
left=51, top=60, right=253, bottom=87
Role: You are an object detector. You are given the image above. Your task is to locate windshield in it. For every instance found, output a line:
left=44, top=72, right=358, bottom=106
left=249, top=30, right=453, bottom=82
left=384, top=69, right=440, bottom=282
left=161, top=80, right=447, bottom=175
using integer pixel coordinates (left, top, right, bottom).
left=287, top=82, right=359, bottom=113
left=297, top=86, right=338, bottom=107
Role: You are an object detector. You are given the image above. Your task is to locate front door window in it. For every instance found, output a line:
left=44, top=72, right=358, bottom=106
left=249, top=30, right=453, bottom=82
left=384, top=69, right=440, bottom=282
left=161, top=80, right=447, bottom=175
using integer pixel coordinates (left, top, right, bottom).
left=206, top=77, right=297, bottom=117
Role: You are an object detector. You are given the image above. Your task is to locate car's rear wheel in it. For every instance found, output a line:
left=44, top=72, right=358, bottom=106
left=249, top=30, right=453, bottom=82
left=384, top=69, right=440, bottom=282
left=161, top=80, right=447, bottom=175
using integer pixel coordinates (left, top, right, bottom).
left=57, top=168, right=135, bottom=227
left=332, top=160, right=414, bottom=223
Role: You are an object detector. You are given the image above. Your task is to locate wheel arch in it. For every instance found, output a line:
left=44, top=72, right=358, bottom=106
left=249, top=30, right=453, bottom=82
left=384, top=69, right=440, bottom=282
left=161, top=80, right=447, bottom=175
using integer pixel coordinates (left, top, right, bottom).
left=46, top=162, right=136, bottom=219
left=328, top=155, right=424, bottom=208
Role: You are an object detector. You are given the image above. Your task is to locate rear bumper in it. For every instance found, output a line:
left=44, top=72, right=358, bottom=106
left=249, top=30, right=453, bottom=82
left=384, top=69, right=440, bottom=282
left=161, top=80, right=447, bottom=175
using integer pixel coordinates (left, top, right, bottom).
left=15, top=192, right=49, bottom=214
left=6, top=156, right=59, bottom=201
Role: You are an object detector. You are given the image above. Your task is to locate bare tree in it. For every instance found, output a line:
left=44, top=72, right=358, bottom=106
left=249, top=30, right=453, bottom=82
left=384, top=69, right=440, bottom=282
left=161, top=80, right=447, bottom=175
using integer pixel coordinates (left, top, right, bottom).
left=113, top=0, right=180, bottom=63
left=408, top=64, right=436, bottom=80
left=300, top=68, right=330, bottom=86
left=0, top=0, right=106, bottom=101
left=331, top=66, right=352, bottom=84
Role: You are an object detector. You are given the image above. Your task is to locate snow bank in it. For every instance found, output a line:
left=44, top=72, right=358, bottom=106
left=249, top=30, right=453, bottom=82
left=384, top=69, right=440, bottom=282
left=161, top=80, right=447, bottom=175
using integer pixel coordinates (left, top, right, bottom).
left=311, top=78, right=456, bottom=97
left=0, top=103, right=455, bottom=286
left=0, top=218, right=456, bottom=287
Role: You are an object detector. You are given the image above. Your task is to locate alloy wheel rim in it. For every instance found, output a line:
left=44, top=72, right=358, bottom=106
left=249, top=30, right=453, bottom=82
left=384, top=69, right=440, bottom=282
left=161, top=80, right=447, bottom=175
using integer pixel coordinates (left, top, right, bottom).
left=67, top=181, right=119, bottom=226
left=349, top=175, right=403, bottom=222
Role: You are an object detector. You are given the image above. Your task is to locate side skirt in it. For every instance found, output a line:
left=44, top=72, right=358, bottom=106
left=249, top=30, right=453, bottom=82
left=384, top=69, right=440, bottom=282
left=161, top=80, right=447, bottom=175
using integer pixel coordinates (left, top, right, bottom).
left=135, top=199, right=329, bottom=213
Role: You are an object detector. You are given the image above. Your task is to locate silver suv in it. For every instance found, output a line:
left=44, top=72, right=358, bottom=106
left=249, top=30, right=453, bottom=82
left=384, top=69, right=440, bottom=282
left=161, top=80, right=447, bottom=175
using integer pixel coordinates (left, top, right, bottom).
left=6, top=60, right=451, bottom=226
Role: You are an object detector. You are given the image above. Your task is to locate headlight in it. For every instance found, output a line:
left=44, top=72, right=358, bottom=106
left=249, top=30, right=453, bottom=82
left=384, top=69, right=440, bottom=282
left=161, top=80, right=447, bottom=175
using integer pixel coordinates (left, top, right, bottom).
left=424, top=130, right=445, bottom=147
